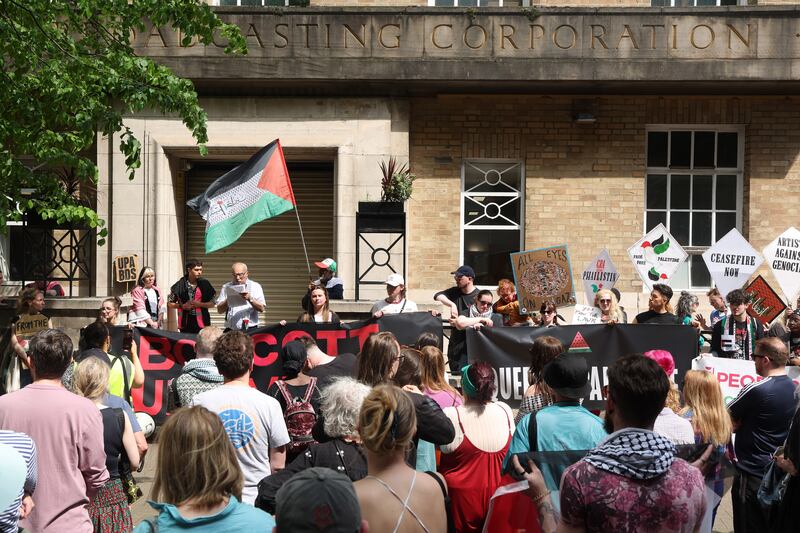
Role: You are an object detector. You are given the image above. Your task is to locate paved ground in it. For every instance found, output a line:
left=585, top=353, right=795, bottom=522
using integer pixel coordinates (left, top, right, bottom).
left=130, top=442, right=736, bottom=532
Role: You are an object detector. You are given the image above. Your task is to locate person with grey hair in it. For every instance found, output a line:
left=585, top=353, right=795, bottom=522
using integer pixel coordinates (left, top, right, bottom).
left=676, top=291, right=703, bottom=339
left=167, top=326, right=224, bottom=411
left=255, top=377, right=370, bottom=515
left=216, top=262, right=265, bottom=330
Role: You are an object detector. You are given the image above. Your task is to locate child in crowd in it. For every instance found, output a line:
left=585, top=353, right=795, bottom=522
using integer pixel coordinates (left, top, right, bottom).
left=493, top=279, right=534, bottom=327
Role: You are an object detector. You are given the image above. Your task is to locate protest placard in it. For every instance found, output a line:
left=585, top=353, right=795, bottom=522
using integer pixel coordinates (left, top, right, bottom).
left=511, top=245, right=575, bottom=314
left=581, top=248, right=619, bottom=305
left=701, top=228, right=763, bottom=298
left=693, top=355, right=800, bottom=405
left=15, top=314, right=50, bottom=336
left=113, top=254, right=139, bottom=283
left=627, top=223, right=687, bottom=289
left=742, top=275, right=787, bottom=325
left=572, top=304, right=602, bottom=324
left=763, top=226, right=800, bottom=301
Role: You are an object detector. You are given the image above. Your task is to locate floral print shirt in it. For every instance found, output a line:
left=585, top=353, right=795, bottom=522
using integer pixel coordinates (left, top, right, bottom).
left=560, top=458, right=706, bottom=533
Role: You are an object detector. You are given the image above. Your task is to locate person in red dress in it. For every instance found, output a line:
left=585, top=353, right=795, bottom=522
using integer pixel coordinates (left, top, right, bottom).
left=438, top=362, right=514, bottom=533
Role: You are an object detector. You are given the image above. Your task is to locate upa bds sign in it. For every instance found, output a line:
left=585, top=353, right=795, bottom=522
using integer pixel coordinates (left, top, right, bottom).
left=113, top=254, right=139, bottom=283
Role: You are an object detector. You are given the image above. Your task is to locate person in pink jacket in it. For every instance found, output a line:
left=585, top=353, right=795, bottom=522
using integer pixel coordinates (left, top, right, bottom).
left=128, top=266, right=166, bottom=328
left=0, top=329, right=109, bottom=533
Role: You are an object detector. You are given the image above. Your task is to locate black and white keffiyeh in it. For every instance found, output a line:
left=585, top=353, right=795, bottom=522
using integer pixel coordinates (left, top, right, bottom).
left=583, top=428, right=676, bottom=480
left=468, top=304, right=493, bottom=319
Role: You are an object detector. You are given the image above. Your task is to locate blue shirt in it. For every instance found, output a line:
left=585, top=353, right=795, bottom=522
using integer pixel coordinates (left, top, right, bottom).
left=504, top=402, right=607, bottom=510
left=0, top=431, right=37, bottom=533
left=134, top=496, right=275, bottom=532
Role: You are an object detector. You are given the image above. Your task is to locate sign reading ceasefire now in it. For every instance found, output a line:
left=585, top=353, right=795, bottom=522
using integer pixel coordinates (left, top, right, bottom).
left=134, top=11, right=765, bottom=60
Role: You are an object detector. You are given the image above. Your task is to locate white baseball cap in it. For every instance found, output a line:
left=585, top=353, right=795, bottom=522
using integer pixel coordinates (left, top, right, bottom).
left=386, top=273, right=405, bottom=287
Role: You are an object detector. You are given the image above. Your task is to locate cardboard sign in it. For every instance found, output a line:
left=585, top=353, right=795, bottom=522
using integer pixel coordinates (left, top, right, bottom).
left=581, top=248, right=619, bottom=305
left=15, top=313, right=49, bottom=337
left=572, top=304, right=602, bottom=325
left=701, top=228, right=763, bottom=298
left=627, top=223, right=687, bottom=289
left=511, top=245, right=576, bottom=314
left=113, top=254, right=139, bottom=283
left=763, top=227, right=800, bottom=301
left=742, top=275, right=787, bottom=325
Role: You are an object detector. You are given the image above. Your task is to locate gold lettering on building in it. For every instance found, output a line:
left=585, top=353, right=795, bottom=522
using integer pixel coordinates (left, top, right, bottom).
left=616, top=24, right=639, bottom=50
left=464, top=24, right=487, bottom=49
left=432, top=24, right=453, bottom=49
left=147, top=26, right=167, bottom=48
left=590, top=25, right=608, bottom=50
left=529, top=24, right=545, bottom=49
left=553, top=24, right=577, bottom=50
left=691, top=24, right=715, bottom=49
left=245, top=23, right=264, bottom=48
left=344, top=24, right=366, bottom=48
left=275, top=23, right=289, bottom=48
left=727, top=23, right=751, bottom=48
left=379, top=24, right=401, bottom=49
left=501, top=24, right=518, bottom=50
left=642, top=24, right=664, bottom=50
left=297, top=23, right=318, bottom=48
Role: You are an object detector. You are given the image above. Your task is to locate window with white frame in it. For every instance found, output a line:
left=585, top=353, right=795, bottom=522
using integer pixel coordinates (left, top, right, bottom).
left=215, top=0, right=293, bottom=6
left=650, top=0, right=747, bottom=6
left=429, top=1, right=527, bottom=6
left=461, top=160, right=524, bottom=286
left=645, top=128, right=743, bottom=290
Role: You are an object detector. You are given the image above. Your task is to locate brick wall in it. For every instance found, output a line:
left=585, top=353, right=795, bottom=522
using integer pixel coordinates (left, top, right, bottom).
left=408, top=95, right=800, bottom=307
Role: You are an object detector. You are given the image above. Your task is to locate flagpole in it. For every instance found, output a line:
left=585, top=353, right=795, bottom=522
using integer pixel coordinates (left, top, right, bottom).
left=294, top=206, right=311, bottom=277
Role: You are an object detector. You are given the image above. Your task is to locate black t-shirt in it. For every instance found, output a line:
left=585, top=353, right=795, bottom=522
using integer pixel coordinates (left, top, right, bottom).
left=728, top=374, right=797, bottom=476
left=634, top=310, right=679, bottom=325
left=305, top=353, right=357, bottom=390
left=169, top=277, right=216, bottom=334
left=710, top=316, right=765, bottom=359
left=434, top=286, right=480, bottom=369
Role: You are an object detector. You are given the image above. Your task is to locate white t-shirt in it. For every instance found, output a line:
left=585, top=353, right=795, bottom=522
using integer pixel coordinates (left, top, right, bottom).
left=371, top=298, right=418, bottom=315
left=191, top=385, right=290, bottom=504
left=144, top=288, right=158, bottom=318
left=216, top=280, right=266, bottom=329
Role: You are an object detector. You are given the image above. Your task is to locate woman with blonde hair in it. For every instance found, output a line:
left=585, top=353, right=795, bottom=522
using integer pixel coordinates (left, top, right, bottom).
left=419, top=346, right=462, bottom=409
left=680, top=369, right=732, bottom=525
left=354, top=384, right=448, bottom=533
left=128, top=266, right=165, bottom=328
left=99, top=296, right=126, bottom=326
left=134, top=406, right=274, bottom=532
left=73, top=357, right=139, bottom=532
left=593, top=288, right=622, bottom=324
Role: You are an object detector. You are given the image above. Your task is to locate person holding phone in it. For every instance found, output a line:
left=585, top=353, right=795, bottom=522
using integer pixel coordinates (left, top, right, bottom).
left=216, top=263, right=266, bottom=330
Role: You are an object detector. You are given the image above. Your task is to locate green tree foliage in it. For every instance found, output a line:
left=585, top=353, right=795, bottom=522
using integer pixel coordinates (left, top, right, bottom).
left=0, top=0, right=246, bottom=243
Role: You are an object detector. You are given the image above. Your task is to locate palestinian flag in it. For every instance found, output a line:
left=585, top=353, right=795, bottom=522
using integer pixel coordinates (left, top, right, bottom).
left=187, top=140, right=296, bottom=253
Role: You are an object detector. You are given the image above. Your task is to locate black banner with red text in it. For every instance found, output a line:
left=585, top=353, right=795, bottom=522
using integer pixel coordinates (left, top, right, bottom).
left=121, top=312, right=441, bottom=424
left=467, top=324, right=699, bottom=411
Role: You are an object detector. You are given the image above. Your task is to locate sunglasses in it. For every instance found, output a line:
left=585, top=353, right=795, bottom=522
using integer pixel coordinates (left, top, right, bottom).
left=599, top=299, right=612, bottom=304
left=477, top=300, right=492, bottom=306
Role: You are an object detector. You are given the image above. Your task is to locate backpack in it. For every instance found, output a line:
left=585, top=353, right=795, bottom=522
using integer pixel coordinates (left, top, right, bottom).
left=275, top=377, right=318, bottom=454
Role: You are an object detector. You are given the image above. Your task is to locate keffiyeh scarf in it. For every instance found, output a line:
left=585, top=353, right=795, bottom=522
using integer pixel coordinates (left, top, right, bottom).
left=584, top=428, right=676, bottom=480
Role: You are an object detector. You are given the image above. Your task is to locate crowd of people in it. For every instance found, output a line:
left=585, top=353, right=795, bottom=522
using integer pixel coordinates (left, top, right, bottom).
left=1, top=262, right=800, bottom=533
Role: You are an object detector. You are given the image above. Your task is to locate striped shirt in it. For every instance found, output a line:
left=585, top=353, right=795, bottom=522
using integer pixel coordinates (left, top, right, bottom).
left=0, top=431, right=37, bottom=533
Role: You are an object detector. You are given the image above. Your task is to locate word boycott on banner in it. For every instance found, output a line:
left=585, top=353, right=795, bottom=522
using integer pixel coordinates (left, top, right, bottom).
left=467, top=324, right=699, bottom=410
left=115, top=312, right=441, bottom=424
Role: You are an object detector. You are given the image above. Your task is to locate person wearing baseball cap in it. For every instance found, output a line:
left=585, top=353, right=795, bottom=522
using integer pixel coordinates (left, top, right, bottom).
left=434, top=265, right=479, bottom=372
left=504, top=352, right=606, bottom=506
left=371, top=273, right=418, bottom=318
left=275, top=467, right=366, bottom=532
left=312, top=258, right=344, bottom=300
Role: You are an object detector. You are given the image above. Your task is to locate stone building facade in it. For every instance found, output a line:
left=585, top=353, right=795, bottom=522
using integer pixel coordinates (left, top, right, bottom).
left=78, top=1, right=800, bottom=321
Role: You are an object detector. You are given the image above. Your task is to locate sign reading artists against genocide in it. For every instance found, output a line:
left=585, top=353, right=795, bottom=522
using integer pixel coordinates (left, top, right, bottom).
left=628, top=223, right=687, bottom=289
left=763, top=227, right=800, bottom=301
left=581, top=248, right=619, bottom=305
left=511, top=245, right=576, bottom=314
left=743, top=275, right=787, bottom=325
left=702, top=228, right=763, bottom=298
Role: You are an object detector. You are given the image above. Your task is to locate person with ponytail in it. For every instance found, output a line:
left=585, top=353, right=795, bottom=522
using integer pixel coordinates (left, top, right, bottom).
left=438, top=362, right=514, bottom=533
left=354, top=384, right=448, bottom=533
left=267, top=340, right=321, bottom=464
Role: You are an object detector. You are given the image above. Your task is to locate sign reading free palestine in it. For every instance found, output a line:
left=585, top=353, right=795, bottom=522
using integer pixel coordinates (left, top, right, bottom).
left=701, top=228, right=763, bottom=298
left=628, top=223, right=687, bottom=290
left=763, top=227, right=800, bottom=301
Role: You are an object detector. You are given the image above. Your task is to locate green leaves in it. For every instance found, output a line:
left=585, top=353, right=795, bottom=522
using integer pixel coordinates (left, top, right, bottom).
left=0, top=0, right=245, bottom=242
